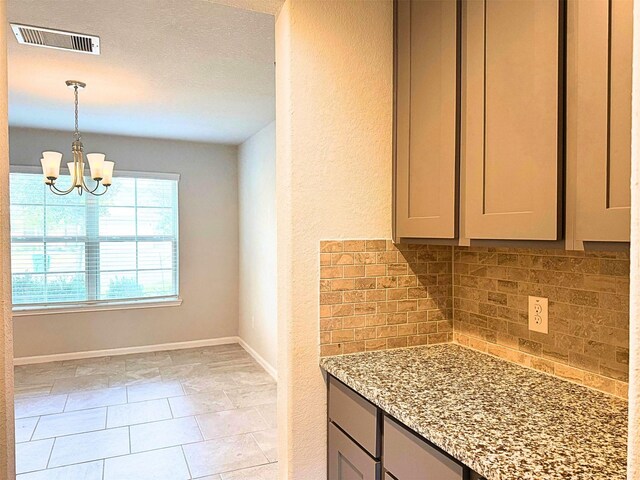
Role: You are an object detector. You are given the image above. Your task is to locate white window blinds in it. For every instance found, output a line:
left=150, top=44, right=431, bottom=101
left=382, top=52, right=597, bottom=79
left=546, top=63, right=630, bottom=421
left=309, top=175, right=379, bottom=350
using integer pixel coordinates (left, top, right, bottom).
left=9, top=169, right=179, bottom=308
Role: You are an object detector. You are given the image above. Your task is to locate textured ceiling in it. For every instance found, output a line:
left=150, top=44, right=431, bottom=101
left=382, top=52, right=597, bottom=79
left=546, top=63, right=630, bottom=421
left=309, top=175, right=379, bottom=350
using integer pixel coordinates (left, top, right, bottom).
left=204, top=0, right=283, bottom=15
left=7, top=0, right=276, bottom=144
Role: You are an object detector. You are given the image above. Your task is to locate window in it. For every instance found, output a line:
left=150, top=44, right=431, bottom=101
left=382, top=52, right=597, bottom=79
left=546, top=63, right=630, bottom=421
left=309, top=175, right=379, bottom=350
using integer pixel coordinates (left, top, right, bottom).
left=9, top=169, right=179, bottom=310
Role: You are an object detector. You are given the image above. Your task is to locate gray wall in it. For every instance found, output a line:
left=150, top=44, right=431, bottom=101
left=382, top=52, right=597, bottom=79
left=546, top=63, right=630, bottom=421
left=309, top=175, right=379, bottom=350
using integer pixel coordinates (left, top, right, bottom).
left=10, top=127, right=239, bottom=358
left=238, top=121, right=277, bottom=372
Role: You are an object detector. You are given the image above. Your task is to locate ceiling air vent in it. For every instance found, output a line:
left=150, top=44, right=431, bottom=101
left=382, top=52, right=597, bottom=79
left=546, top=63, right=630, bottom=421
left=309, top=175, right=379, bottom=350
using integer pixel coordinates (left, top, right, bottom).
left=10, top=23, right=100, bottom=55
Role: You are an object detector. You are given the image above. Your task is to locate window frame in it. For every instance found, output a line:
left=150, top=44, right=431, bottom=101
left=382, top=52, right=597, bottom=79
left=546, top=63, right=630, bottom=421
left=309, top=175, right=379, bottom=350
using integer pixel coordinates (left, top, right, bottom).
left=9, top=165, right=181, bottom=314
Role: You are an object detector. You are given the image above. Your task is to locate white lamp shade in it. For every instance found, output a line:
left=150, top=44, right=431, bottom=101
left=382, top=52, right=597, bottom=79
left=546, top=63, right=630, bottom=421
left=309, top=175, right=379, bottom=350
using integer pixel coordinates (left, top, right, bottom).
left=101, top=161, right=115, bottom=186
left=40, top=151, right=62, bottom=179
left=42, top=151, right=63, bottom=162
left=87, top=153, right=105, bottom=180
left=39, top=159, right=53, bottom=184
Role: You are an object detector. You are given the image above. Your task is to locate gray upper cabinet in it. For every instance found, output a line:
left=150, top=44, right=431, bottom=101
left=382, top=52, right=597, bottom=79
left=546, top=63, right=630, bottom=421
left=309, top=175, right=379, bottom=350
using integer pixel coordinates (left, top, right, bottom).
left=463, top=0, right=564, bottom=240
left=394, top=0, right=631, bottom=247
left=568, top=0, right=632, bottom=246
left=394, top=0, right=460, bottom=240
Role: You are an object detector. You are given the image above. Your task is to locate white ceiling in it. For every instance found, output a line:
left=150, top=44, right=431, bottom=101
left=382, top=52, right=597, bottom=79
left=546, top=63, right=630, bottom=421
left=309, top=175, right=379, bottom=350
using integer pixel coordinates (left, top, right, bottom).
left=7, top=0, right=278, bottom=144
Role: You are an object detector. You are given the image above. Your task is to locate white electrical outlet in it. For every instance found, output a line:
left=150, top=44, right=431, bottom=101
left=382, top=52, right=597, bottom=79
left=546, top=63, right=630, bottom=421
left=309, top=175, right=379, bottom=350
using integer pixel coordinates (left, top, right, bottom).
left=528, top=296, right=548, bottom=334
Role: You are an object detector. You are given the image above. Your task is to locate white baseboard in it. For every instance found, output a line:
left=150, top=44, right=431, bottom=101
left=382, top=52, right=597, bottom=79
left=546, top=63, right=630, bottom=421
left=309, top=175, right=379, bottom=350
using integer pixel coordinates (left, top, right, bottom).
left=238, top=337, right=277, bottom=381
left=13, top=336, right=240, bottom=365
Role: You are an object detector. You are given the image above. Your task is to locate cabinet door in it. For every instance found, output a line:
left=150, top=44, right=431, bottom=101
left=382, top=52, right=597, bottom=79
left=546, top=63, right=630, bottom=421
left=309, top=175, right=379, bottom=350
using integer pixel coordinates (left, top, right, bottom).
left=571, top=0, right=632, bottom=243
left=394, top=0, right=460, bottom=239
left=464, top=0, right=564, bottom=240
left=328, top=423, right=380, bottom=480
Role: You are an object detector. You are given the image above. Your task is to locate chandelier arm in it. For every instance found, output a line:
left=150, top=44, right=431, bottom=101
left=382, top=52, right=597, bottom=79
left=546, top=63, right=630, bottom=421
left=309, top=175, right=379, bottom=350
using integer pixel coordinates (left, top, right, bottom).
left=49, top=181, right=77, bottom=195
left=90, top=185, right=110, bottom=196
left=79, top=174, right=108, bottom=196
left=80, top=174, right=94, bottom=192
left=86, top=179, right=104, bottom=195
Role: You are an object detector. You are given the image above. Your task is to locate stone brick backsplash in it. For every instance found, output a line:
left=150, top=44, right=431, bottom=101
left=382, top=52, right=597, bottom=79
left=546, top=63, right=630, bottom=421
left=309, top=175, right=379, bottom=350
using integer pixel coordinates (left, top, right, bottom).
left=319, top=240, right=453, bottom=357
left=453, top=246, right=630, bottom=398
left=318, top=241, right=630, bottom=399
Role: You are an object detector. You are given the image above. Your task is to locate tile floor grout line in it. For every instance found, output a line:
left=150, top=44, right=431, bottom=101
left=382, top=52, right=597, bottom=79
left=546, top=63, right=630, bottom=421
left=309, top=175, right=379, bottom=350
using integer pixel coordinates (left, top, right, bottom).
left=44, top=435, right=55, bottom=470
left=61, top=392, right=70, bottom=413
left=193, top=414, right=205, bottom=441
left=214, top=459, right=274, bottom=478
left=45, top=443, right=198, bottom=472
left=168, top=395, right=176, bottom=419
left=28, top=415, right=42, bottom=443
left=180, top=444, right=194, bottom=479
left=16, top=458, right=107, bottom=477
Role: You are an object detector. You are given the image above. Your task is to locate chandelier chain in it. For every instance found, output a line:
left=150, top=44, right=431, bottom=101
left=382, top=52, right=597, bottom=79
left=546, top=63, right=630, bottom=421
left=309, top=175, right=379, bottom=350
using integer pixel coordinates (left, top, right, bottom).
left=74, top=85, right=81, bottom=141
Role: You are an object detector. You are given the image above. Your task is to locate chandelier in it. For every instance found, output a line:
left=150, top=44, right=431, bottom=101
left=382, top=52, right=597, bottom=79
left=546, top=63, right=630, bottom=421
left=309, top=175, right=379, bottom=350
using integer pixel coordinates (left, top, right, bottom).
left=39, top=80, right=114, bottom=196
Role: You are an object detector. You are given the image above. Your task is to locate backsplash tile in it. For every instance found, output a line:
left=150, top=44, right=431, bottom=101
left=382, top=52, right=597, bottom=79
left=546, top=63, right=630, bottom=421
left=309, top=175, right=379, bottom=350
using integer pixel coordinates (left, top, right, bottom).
left=318, top=241, right=630, bottom=399
left=319, top=240, right=453, bottom=357
left=453, top=246, right=630, bottom=398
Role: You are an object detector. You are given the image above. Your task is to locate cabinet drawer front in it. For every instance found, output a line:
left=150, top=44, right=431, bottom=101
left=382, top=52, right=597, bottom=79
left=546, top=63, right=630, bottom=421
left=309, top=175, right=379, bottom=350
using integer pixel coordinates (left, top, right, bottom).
left=329, top=376, right=380, bottom=457
left=383, top=416, right=463, bottom=480
left=470, top=471, right=487, bottom=480
left=329, top=423, right=381, bottom=480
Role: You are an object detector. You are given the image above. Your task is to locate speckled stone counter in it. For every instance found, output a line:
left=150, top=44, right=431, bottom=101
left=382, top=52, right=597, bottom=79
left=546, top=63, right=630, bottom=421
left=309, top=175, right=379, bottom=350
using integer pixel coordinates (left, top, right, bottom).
left=320, top=344, right=628, bottom=480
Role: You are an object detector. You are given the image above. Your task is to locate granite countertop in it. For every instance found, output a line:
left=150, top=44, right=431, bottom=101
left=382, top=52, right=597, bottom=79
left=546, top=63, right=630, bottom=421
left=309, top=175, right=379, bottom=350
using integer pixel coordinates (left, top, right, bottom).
left=320, top=344, right=628, bottom=480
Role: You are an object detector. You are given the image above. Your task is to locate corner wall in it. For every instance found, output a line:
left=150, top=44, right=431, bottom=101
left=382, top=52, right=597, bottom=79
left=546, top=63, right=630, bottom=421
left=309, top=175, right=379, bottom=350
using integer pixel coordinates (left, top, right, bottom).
left=238, top=121, right=277, bottom=375
left=319, top=240, right=453, bottom=356
left=0, top=2, right=15, bottom=476
left=9, top=128, right=240, bottom=358
left=627, top=0, right=640, bottom=474
left=275, top=1, right=393, bottom=477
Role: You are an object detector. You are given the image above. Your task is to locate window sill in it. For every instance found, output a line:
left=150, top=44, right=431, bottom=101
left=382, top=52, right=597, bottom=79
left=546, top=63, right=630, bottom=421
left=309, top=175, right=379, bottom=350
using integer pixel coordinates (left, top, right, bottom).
left=12, top=297, right=183, bottom=317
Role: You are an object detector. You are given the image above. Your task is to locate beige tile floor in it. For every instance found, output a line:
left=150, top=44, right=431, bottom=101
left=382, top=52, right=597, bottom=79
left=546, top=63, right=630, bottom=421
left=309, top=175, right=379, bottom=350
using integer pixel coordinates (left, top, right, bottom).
left=13, top=344, right=278, bottom=480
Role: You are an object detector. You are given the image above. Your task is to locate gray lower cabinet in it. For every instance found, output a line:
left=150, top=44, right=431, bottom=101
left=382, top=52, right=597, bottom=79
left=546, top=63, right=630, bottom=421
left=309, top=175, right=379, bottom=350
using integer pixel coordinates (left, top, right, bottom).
left=384, top=416, right=464, bottom=480
left=329, top=376, right=380, bottom=457
left=329, top=423, right=381, bottom=480
left=327, top=375, right=469, bottom=480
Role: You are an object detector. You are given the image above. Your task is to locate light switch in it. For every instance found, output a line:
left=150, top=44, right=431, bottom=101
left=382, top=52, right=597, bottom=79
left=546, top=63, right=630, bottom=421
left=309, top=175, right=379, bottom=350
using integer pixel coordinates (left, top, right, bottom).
left=528, top=296, right=548, bottom=334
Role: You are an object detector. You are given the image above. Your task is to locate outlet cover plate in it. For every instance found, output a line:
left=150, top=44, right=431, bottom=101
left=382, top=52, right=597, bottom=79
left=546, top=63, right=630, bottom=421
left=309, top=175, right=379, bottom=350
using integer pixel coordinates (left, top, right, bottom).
left=528, top=296, right=548, bottom=334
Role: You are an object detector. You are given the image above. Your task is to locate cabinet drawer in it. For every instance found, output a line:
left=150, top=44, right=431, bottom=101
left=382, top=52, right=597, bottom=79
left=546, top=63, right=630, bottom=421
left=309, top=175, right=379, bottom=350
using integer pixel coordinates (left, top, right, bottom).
left=329, top=422, right=381, bottom=480
left=329, top=376, right=380, bottom=457
left=383, top=416, right=463, bottom=480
